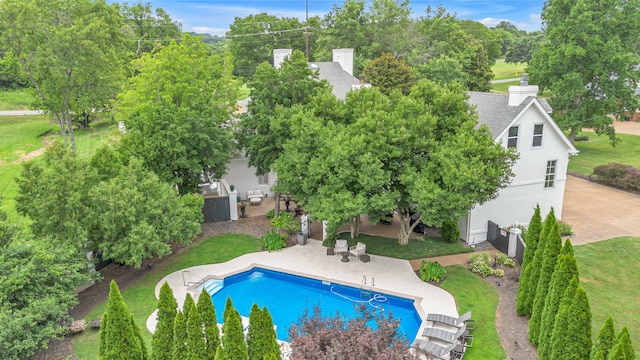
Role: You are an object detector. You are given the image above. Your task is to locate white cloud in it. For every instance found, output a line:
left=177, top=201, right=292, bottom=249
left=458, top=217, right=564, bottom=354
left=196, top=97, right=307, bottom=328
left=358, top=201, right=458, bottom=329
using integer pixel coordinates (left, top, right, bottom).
left=477, top=17, right=531, bottom=30
left=191, top=26, right=228, bottom=37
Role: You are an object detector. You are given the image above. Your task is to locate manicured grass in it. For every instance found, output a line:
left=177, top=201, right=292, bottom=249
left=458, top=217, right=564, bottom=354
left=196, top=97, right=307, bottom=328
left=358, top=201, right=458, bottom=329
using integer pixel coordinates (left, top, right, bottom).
left=574, top=237, right=640, bottom=354
left=0, top=89, right=34, bottom=110
left=0, top=115, right=54, bottom=163
left=336, top=232, right=474, bottom=260
left=440, top=265, right=505, bottom=360
left=491, top=59, right=527, bottom=80
left=491, top=80, right=520, bottom=93
left=568, top=132, right=640, bottom=175
left=72, top=234, right=264, bottom=359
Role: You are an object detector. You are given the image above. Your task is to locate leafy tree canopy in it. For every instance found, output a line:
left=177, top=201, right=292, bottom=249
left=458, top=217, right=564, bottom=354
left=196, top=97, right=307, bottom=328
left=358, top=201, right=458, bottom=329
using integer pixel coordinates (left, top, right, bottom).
left=364, top=52, right=416, bottom=95
left=121, top=1, right=182, bottom=57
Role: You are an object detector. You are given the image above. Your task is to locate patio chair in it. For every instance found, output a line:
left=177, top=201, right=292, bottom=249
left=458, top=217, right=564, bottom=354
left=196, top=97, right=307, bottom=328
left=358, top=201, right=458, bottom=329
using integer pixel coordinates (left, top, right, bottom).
left=427, top=311, right=474, bottom=329
left=422, top=326, right=466, bottom=343
left=350, top=242, right=366, bottom=260
left=412, top=339, right=456, bottom=359
left=335, top=239, right=348, bottom=254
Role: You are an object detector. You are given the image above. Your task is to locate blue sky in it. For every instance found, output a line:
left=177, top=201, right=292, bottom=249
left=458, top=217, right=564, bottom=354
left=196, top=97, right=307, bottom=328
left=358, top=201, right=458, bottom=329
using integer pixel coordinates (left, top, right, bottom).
left=141, top=0, right=545, bottom=37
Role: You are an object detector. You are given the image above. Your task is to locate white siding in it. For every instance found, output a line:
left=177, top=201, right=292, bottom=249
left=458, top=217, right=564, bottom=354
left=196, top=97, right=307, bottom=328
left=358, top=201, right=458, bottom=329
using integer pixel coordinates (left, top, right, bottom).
left=224, top=157, right=276, bottom=200
left=464, top=103, right=573, bottom=243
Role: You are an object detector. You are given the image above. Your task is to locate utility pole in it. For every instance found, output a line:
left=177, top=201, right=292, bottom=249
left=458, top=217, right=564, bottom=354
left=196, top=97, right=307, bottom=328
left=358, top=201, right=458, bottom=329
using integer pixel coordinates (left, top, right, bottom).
left=305, top=0, right=309, bottom=60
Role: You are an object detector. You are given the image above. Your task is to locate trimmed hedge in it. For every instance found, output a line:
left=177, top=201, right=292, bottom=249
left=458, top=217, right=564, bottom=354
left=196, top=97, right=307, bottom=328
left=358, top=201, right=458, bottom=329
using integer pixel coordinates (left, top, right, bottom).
left=592, top=162, right=640, bottom=191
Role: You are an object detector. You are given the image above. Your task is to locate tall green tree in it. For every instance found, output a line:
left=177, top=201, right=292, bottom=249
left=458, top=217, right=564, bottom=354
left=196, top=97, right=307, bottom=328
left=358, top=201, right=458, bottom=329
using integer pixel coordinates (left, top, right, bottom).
left=87, top=157, right=202, bottom=268
left=550, top=278, right=591, bottom=360
left=121, top=1, right=181, bottom=57
left=197, top=290, right=220, bottom=359
left=221, top=297, right=248, bottom=359
left=187, top=305, right=207, bottom=360
left=528, top=0, right=640, bottom=144
left=0, top=0, right=128, bottom=153
left=0, top=206, right=91, bottom=360
left=530, top=221, right=563, bottom=344
left=171, top=310, right=188, bottom=360
left=99, top=281, right=146, bottom=360
left=227, top=13, right=306, bottom=79
left=364, top=52, right=416, bottom=95
left=276, top=81, right=516, bottom=244
left=516, top=204, right=542, bottom=315
left=520, top=208, right=556, bottom=316
left=505, top=31, right=543, bottom=64
left=116, top=33, right=238, bottom=193
left=612, top=327, right=635, bottom=360
left=248, top=304, right=281, bottom=360
left=591, top=316, right=616, bottom=360
left=538, top=247, right=579, bottom=360
left=153, top=282, right=178, bottom=360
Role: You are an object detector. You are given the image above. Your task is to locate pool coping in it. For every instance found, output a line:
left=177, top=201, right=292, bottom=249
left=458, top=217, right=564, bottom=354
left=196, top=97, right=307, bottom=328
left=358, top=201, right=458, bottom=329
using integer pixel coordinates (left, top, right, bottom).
left=149, top=239, right=459, bottom=348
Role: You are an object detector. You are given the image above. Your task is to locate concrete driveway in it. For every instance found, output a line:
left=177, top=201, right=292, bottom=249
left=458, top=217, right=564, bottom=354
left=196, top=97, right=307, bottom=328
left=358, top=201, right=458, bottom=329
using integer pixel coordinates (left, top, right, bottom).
left=562, top=175, right=640, bottom=244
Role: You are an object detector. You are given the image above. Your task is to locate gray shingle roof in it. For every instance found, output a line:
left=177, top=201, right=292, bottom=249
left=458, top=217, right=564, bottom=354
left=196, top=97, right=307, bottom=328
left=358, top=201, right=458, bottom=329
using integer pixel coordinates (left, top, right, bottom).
left=309, top=62, right=360, bottom=100
left=467, top=91, right=547, bottom=139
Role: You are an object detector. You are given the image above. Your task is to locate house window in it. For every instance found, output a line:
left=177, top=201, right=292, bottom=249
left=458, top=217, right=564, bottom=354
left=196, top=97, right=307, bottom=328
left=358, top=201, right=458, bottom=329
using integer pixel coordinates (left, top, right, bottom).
left=258, top=173, right=269, bottom=185
left=545, top=160, right=557, bottom=188
left=533, top=124, right=544, bottom=147
left=507, top=126, right=519, bottom=148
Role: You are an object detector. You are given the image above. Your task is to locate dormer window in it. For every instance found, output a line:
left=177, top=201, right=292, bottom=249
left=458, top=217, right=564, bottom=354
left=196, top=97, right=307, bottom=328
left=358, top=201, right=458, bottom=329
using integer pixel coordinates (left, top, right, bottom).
left=507, top=126, right=519, bottom=148
left=533, top=124, right=544, bottom=147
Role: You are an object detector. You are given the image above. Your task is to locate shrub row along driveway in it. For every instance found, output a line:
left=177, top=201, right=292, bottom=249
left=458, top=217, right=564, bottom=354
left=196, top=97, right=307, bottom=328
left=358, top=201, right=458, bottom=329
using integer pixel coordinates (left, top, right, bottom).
left=562, top=175, right=640, bottom=244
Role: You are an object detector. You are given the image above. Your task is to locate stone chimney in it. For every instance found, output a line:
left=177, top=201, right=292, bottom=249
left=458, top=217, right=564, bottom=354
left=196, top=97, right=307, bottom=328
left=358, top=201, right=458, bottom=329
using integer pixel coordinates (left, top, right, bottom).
left=332, top=48, right=354, bottom=76
left=508, top=74, right=539, bottom=106
left=273, top=49, right=292, bottom=69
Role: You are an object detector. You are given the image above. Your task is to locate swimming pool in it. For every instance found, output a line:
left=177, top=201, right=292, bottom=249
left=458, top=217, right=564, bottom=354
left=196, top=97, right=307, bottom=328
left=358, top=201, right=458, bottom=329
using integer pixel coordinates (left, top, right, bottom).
left=198, top=267, right=422, bottom=342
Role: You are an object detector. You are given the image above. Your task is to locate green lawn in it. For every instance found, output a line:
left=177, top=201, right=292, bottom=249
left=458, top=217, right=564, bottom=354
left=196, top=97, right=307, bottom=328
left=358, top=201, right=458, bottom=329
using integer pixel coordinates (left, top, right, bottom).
left=441, top=266, right=505, bottom=360
left=0, top=115, right=112, bottom=220
left=72, top=234, right=264, bottom=359
left=0, top=89, right=34, bottom=110
left=574, top=237, right=640, bottom=354
left=491, top=59, right=527, bottom=80
left=491, top=80, right=520, bottom=93
left=336, top=232, right=474, bottom=260
left=568, top=132, right=640, bottom=175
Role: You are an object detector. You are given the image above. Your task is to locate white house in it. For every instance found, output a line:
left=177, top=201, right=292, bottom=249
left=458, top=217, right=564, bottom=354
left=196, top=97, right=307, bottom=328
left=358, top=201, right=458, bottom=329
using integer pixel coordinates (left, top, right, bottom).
left=459, top=82, right=578, bottom=244
left=223, top=49, right=362, bottom=200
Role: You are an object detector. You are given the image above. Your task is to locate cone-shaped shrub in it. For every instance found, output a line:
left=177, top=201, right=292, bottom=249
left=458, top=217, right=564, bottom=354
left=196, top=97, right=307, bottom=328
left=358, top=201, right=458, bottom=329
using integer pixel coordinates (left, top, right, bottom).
left=516, top=204, right=542, bottom=315
left=261, top=306, right=281, bottom=359
left=613, top=327, right=635, bottom=360
left=591, top=316, right=616, bottom=360
left=187, top=305, right=207, bottom=360
left=214, top=345, right=225, bottom=360
left=99, top=280, right=145, bottom=360
left=99, top=311, right=109, bottom=359
left=550, top=276, right=579, bottom=359
left=131, top=314, right=150, bottom=360
left=530, top=222, right=562, bottom=345
left=538, top=249, right=579, bottom=359
left=607, top=343, right=627, bottom=360
left=560, top=238, right=574, bottom=257
left=521, top=208, right=555, bottom=316
left=221, top=297, right=248, bottom=359
left=247, top=303, right=264, bottom=360
left=183, top=293, right=196, bottom=324
left=197, top=290, right=219, bottom=359
left=172, top=310, right=188, bottom=360
left=551, top=285, right=592, bottom=360
left=153, top=282, right=177, bottom=360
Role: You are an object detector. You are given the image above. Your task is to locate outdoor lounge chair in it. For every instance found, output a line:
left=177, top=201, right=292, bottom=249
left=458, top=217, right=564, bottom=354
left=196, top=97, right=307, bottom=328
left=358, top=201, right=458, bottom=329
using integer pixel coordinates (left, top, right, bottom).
left=422, top=326, right=466, bottom=343
left=427, top=311, right=474, bottom=329
left=413, top=339, right=456, bottom=359
left=350, top=242, right=366, bottom=260
left=335, top=239, right=348, bottom=254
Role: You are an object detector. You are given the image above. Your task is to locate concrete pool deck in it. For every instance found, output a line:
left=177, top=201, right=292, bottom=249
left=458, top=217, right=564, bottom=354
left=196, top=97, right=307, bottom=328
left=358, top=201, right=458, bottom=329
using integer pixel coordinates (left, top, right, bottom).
left=148, top=238, right=459, bottom=346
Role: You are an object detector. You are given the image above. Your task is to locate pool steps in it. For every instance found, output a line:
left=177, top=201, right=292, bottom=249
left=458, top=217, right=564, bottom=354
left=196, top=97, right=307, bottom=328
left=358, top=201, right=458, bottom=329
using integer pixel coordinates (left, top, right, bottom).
left=197, top=279, right=225, bottom=295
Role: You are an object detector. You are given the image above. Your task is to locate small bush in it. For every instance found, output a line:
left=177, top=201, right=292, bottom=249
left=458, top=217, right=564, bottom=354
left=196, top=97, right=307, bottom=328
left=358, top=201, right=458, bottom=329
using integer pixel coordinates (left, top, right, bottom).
left=265, top=209, right=275, bottom=219
left=574, top=134, right=589, bottom=141
left=469, top=253, right=511, bottom=277
left=262, top=230, right=287, bottom=252
left=441, top=219, right=460, bottom=243
left=419, top=260, right=447, bottom=283
left=270, top=212, right=299, bottom=235
left=557, top=220, right=574, bottom=237
left=593, top=162, right=640, bottom=191
left=494, top=269, right=505, bottom=277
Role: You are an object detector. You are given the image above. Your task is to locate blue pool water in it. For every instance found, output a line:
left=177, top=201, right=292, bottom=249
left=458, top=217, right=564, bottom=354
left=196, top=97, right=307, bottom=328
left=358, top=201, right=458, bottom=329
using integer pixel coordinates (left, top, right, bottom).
left=203, top=268, right=422, bottom=342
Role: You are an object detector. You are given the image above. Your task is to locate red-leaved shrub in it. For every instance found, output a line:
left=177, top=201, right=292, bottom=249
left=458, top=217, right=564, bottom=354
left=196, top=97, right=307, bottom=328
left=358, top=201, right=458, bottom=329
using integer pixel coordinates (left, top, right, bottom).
left=592, top=163, right=640, bottom=191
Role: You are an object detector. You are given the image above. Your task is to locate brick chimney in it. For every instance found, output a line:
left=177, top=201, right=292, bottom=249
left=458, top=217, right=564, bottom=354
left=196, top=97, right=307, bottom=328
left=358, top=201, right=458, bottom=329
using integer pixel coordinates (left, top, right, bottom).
left=508, top=74, right=539, bottom=106
left=332, top=48, right=354, bottom=76
left=273, top=49, right=292, bottom=69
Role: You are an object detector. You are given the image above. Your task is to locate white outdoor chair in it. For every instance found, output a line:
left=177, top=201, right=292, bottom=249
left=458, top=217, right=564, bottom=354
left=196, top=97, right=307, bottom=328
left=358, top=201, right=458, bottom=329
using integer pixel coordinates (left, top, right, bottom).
left=350, top=242, right=366, bottom=260
left=335, top=239, right=348, bottom=254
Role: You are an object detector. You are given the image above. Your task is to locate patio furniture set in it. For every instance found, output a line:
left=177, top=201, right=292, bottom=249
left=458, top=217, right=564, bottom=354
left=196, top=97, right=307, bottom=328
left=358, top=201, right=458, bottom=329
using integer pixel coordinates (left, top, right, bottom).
left=413, top=311, right=475, bottom=359
left=331, top=240, right=370, bottom=263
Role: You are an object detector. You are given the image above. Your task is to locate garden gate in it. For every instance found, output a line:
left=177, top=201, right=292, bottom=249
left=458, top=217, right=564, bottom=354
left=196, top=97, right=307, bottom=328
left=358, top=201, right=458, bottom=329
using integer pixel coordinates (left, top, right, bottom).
left=202, top=196, right=230, bottom=223
left=486, top=220, right=509, bottom=254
